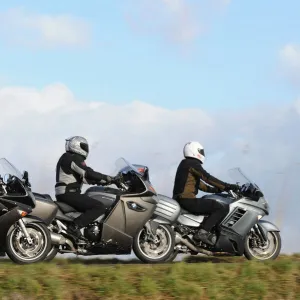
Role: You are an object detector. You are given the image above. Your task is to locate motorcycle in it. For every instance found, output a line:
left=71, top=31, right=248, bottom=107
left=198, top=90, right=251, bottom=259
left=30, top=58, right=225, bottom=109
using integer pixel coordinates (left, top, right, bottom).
left=166, top=167, right=281, bottom=262
left=0, top=197, right=33, bottom=263
left=9, top=157, right=182, bottom=263
left=0, top=158, right=53, bottom=264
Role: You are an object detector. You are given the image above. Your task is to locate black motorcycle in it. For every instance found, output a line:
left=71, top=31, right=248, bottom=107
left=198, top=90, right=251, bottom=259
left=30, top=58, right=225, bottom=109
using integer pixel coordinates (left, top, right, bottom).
left=0, top=196, right=33, bottom=261
left=0, top=158, right=52, bottom=264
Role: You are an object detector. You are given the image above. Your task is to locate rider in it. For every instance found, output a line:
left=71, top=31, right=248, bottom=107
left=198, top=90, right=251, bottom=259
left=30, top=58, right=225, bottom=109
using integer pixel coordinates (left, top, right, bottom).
left=55, top=136, right=117, bottom=241
left=172, top=141, right=239, bottom=246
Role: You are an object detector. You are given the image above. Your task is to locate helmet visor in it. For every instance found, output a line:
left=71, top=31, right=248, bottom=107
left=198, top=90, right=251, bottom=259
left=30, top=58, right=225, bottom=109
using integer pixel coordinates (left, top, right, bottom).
left=80, top=142, right=89, bottom=153
left=198, top=148, right=205, bottom=157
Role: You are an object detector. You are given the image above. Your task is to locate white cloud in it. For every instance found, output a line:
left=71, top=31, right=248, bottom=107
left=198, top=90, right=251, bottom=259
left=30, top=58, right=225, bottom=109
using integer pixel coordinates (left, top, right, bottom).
left=125, top=0, right=200, bottom=46
left=159, top=0, right=200, bottom=44
left=0, top=8, right=90, bottom=48
left=280, top=44, right=300, bottom=68
left=216, top=0, right=232, bottom=7
left=124, top=0, right=231, bottom=50
left=0, top=82, right=299, bottom=253
left=279, top=44, right=300, bottom=86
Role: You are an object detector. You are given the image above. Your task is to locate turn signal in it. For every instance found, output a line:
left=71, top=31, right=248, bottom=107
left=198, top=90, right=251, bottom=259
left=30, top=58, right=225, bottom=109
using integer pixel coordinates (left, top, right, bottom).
left=149, top=185, right=156, bottom=193
left=17, top=210, right=28, bottom=217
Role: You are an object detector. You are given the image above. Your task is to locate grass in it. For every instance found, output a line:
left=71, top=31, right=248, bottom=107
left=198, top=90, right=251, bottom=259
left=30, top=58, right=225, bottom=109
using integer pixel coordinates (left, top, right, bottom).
left=0, top=254, right=299, bottom=300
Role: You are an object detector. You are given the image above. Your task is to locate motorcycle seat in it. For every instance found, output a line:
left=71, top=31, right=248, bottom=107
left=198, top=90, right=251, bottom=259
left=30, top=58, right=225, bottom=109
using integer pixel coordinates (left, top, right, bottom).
left=55, top=201, right=77, bottom=213
left=181, top=208, right=208, bottom=217
left=181, top=208, right=189, bottom=214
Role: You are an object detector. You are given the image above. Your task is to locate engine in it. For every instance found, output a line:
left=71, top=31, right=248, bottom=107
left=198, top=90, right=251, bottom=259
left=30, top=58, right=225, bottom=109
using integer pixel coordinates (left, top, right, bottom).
left=84, top=223, right=101, bottom=242
left=176, top=224, right=195, bottom=237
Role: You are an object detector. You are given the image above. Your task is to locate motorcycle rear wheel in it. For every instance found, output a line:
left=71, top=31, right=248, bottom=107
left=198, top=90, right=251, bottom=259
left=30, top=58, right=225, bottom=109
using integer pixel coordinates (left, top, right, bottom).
left=44, top=245, right=59, bottom=262
left=164, top=249, right=179, bottom=262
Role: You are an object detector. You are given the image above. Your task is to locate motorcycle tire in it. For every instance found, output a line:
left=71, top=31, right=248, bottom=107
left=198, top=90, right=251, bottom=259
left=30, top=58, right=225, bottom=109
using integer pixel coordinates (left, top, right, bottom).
left=6, top=222, right=52, bottom=264
left=133, top=224, right=175, bottom=264
left=165, top=249, right=179, bottom=262
left=44, top=245, right=59, bottom=262
left=244, top=231, right=281, bottom=261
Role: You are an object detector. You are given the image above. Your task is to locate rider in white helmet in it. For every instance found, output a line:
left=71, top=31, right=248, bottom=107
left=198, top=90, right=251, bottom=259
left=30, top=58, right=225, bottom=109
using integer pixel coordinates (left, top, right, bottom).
left=172, top=141, right=239, bottom=246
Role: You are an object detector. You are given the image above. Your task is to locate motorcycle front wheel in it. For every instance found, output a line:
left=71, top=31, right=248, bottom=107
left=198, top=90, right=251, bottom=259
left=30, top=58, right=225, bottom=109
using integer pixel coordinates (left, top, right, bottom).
left=133, top=224, right=175, bottom=263
left=244, top=231, right=281, bottom=261
left=6, top=222, right=52, bottom=264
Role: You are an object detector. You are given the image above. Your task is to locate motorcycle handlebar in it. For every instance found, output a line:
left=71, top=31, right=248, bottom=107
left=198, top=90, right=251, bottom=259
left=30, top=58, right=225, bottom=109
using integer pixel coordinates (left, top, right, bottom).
left=98, top=174, right=129, bottom=191
left=228, top=190, right=238, bottom=198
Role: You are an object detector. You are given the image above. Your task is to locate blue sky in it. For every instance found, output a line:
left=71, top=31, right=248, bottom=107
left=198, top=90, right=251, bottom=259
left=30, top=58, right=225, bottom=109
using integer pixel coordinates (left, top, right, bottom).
left=0, top=0, right=299, bottom=110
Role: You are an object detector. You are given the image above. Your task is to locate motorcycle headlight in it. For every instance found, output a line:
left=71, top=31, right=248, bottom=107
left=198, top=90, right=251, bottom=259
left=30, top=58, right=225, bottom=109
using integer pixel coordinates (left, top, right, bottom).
left=261, top=198, right=269, bottom=211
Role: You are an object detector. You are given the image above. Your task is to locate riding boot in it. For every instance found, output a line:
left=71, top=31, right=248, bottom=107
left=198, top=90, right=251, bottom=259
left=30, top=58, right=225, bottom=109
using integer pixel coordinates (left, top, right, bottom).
left=67, top=223, right=86, bottom=241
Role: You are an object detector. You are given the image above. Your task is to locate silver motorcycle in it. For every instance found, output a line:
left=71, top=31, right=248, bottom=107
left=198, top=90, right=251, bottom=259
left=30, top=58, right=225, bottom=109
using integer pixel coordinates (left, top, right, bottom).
left=164, top=167, right=281, bottom=262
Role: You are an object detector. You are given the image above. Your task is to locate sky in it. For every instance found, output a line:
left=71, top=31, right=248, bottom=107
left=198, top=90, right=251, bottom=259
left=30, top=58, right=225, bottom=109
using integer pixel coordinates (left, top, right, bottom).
left=0, top=0, right=300, bottom=255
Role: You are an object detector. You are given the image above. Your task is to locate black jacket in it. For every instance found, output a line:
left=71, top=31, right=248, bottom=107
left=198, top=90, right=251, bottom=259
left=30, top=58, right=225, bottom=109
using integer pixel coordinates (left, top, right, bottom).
left=55, top=152, right=109, bottom=195
left=172, top=157, right=229, bottom=199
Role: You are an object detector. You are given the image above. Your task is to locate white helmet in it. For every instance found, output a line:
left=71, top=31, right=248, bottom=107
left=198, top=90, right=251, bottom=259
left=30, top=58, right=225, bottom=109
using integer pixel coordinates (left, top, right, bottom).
left=183, top=141, right=205, bottom=163
left=65, top=136, right=89, bottom=158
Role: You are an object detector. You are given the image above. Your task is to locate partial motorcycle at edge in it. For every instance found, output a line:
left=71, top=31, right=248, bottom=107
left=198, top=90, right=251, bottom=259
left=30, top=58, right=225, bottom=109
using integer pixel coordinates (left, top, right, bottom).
left=0, top=164, right=52, bottom=264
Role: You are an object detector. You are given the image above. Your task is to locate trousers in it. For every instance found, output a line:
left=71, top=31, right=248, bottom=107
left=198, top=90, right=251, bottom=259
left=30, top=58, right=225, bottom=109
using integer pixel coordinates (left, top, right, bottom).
left=178, top=197, right=229, bottom=231
left=56, top=193, right=106, bottom=228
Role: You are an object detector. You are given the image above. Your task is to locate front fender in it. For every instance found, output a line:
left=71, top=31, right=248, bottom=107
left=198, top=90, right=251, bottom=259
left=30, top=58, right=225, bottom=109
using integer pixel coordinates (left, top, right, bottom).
left=22, top=216, right=46, bottom=224
left=5, top=216, right=48, bottom=244
left=258, top=220, right=280, bottom=237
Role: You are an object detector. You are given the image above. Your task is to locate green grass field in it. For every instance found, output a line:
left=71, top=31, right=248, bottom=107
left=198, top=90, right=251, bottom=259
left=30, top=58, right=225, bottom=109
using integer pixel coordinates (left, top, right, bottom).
left=0, top=254, right=299, bottom=300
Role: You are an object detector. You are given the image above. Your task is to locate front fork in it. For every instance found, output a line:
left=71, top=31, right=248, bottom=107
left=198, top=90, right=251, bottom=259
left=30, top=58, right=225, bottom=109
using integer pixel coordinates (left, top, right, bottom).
left=18, top=219, right=33, bottom=245
left=252, top=223, right=268, bottom=246
left=144, top=221, right=161, bottom=243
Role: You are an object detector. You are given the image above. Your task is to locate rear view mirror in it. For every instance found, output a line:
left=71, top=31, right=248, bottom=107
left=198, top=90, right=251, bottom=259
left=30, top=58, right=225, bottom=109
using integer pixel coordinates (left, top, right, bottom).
left=22, top=171, right=31, bottom=188
left=143, top=168, right=150, bottom=181
left=3, top=174, right=10, bottom=184
left=23, top=171, right=28, bottom=180
left=133, top=164, right=150, bottom=181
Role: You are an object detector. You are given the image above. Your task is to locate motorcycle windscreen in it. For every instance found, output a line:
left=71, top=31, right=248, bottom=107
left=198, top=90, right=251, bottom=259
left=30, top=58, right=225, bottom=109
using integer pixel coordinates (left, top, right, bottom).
left=4, top=186, right=36, bottom=209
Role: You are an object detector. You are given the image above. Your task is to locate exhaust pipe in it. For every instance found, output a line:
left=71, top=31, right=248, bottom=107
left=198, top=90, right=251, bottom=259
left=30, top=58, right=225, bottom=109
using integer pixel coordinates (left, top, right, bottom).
left=50, top=232, right=75, bottom=251
left=175, top=232, right=213, bottom=256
